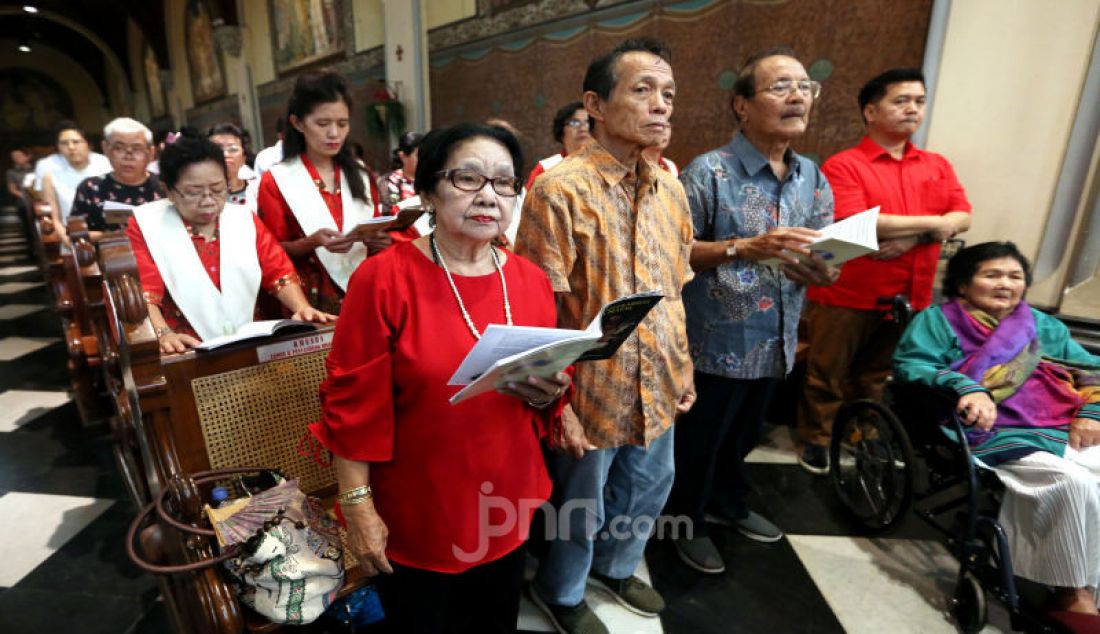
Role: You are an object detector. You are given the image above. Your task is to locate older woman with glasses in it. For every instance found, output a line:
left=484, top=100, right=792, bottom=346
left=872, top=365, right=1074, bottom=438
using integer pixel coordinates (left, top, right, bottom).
left=126, top=134, right=334, bottom=354
left=309, top=123, right=577, bottom=633
left=208, top=122, right=258, bottom=212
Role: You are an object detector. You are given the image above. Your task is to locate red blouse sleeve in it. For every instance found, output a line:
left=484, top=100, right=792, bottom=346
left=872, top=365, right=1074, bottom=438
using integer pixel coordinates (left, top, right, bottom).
left=309, top=258, right=397, bottom=462
left=256, top=171, right=293, bottom=242
left=125, top=218, right=166, bottom=306
left=252, top=213, right=301, bottom=294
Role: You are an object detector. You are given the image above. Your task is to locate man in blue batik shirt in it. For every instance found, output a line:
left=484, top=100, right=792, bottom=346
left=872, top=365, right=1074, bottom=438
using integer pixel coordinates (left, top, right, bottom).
left=665, top=47, right=839, bottom=575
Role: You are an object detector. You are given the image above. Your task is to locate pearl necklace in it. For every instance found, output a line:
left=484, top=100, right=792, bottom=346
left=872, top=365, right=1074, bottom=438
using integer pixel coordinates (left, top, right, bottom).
left=430, top=234, right=512, bottom=340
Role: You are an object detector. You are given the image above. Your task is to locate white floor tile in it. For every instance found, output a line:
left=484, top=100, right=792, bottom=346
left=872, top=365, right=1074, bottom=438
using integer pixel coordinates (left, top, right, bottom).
left=0, top=390, right=71, bottom=432
left=0, top=247, right=26, bottom=255
left=787, top=535, right=1012, bottom=634
left=0, top=281, right=41, bottom=294
left=0, top=337, right=54, bottom=361
left=746, top=423, right=800, bottom=465
left=0, top=255, right=26, bottom=263
left=518, top=554, right=663, bottom=633
left=0, top=492, right=113, bottom=586
left=0, top=304, right=43, bottom=319
left=0, top=264, right=36, bottom=276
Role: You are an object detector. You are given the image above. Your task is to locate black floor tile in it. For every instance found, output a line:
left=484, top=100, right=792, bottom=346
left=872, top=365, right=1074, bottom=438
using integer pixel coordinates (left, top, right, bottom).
left=0, top=587, right=148, bottom=634
left=0, top=342, right=71, bottom=391
left=649, top=531, right=844, bottom=634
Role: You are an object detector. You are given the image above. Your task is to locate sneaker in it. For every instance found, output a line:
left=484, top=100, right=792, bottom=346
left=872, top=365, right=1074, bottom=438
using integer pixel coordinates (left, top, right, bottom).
left=528, top=585, right=609, bottom=634
left=587, top=571, right=666, bottom=617
left=799, top=443, right=830, bottom=476
left=672, top=534, right=725, bottom=574
left=705, top=509, right=784, bottom=543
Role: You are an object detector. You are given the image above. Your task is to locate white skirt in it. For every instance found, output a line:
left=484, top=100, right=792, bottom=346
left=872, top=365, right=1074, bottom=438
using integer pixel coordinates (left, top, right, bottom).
left=994, top=444, right=1100, bottom=591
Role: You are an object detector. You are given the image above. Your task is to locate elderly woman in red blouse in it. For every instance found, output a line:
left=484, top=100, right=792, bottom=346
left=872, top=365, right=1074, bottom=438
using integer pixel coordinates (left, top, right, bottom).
left=309, top=123, right=580, bottom=633
left=126, top=135, right=334, bottom=354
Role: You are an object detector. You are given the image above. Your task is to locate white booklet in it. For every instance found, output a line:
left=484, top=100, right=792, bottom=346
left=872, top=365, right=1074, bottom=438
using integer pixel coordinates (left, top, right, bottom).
left=762, top=206, right=880, bottom=267
left=447, top=291, right=663, bottom=405
left=194, top=319, right=318, bottom=351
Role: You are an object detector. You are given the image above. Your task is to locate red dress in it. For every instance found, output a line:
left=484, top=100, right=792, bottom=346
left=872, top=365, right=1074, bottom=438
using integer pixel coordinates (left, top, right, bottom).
left=126, top=212, right=300, bottom=341
left=257, top=155, right=418, bottom=314
left=309, top=241, right=563, bottom=573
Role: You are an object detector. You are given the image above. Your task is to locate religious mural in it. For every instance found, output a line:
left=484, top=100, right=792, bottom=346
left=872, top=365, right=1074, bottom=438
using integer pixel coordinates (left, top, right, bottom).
left=144, top=44, right=168, bottom=118
left=270, top=0, right=344, bottom=74
left=0, top=69, right=74, bottom=135
left=185, top=0, right=227, bottom=103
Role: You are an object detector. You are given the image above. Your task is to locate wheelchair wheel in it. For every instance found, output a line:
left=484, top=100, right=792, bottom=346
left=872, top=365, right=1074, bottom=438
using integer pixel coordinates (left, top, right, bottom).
left=829, top=399, right=915, bottom=532
left=950, top=571, right=987, bottom=633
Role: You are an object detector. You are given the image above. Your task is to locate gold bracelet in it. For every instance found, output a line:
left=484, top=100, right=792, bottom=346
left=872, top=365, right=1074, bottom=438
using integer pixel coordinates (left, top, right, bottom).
left=336, top=484, right=372, bottom=505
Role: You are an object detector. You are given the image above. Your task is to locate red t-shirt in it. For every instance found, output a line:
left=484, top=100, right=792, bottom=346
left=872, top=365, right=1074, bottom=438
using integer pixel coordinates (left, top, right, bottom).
left=309, top=241, right=561, bottom=572
left=126, top=211, right=299, bottom=340
left=256, top=155, right=417, bottom=313
left=808, top=136, right=971, bottom=310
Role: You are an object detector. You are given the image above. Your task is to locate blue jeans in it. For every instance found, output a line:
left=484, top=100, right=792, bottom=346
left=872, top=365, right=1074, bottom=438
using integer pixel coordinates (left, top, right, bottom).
left=533, top=427, right=675, bottom=606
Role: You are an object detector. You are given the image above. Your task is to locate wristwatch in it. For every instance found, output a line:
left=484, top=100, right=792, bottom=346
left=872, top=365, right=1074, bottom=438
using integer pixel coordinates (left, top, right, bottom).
left=724, top=239, right=738, bottom=260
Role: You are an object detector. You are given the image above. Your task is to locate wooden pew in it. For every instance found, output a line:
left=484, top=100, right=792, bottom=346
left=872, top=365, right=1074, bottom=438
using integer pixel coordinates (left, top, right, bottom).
left=101, top=242, right=368, bottom=633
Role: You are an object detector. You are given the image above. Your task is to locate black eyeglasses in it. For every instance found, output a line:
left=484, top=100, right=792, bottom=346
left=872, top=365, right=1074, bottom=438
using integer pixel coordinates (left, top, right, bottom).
left=436, top=169, right=520, bottom=197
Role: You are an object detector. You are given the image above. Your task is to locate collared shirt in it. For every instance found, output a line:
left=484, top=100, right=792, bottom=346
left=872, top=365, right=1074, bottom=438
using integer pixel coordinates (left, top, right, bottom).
left=681, top=132, right=834, bottom=380
left=70, top=173, right=163, bottom=231
left=516, top=140, right=694, bottom=447
left=44, top=153, right=112, bottom=221
left=808, top=136, right=971, bottom=311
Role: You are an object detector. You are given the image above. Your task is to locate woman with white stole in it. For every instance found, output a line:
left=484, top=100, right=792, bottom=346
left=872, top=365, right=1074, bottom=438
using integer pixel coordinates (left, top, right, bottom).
left=126, top=135, right=335, bottom=354
left=257, top=70, right=417, bottom=315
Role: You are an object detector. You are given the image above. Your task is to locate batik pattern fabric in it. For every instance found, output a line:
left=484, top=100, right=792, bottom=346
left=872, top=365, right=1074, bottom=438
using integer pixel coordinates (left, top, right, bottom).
left=680, top=132, right=833, bottom=380
left=516, top=140, right=693, bottom=448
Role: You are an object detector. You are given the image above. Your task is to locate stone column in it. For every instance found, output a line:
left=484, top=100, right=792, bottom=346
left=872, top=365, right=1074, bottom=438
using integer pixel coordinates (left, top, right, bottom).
left=214, top=23, right=262, bottom=145
left=381, top=0, right=431, bottom=136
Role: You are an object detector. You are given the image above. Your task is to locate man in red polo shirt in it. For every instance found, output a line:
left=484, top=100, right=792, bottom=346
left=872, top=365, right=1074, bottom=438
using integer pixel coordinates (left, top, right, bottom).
left=797, top=68, right=972, bottom=474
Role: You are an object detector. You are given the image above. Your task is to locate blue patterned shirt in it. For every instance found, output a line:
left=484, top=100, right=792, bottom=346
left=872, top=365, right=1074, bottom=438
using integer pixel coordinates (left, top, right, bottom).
left=680, top=133, right=834, bottom=379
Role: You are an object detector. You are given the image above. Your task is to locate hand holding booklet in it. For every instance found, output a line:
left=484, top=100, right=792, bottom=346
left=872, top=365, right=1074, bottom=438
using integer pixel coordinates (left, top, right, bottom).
left=761, top=206, right=880, bottom=267
left=345, top=197, right=425, bottom=240
left=447, top=291, right=663, bottom=405
left=195, top=319, right=317, bottom=351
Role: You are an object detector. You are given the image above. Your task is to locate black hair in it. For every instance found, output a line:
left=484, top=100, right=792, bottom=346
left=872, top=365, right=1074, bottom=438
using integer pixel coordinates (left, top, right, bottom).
left=391, top=131, right=423, bottom=168
left=552, top=101, right=585, bottom=144
left=157, top=135, right=229, bottom=190
left=283, top=70, right=367, bottom=202
left=55, top=119, right=85, bottom=141
left=731, top=46, right=799, bottom=122
left=858, top=68, right=925, bottom=117
left=206, top=122, right=243, bottom=140
left=414, top=123, right=524, bottom=197
left=943, top=241, right=1033, bottom=298
left=583, top=38, right=672, bottom=102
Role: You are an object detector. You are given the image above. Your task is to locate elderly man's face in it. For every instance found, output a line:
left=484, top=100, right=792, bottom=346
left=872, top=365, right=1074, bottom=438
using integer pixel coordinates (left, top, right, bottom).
left=57, top=129, right=90, bottom=167
left=736, top=55, right=814, bottom=143
left=592, top=51, right=675, bottom=151
left=865, top=81, right=925, bottom=138
left=104, top=130, right=152, bottom=182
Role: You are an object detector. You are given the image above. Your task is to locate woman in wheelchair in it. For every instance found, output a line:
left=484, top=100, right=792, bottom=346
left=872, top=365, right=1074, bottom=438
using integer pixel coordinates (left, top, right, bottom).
left=893, top=241, right=1100, bottom=630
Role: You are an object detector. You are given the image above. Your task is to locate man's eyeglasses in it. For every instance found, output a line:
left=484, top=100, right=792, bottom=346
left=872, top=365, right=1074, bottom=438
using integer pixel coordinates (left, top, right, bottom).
left=437, top=169, right=520, bottom=197
left=108, top=143, right=150, bottom=158
left=565, top=118, right=591, bottom=130
left=217, top=144, right=243, bottom=155
left=173, top=186, right=228, bottom=203
left=759, top=79, right=822, bottom=99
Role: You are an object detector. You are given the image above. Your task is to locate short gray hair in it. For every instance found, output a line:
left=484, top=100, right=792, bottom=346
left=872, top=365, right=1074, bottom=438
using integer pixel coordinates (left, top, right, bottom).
left=103, top=117, right=153, bottom=144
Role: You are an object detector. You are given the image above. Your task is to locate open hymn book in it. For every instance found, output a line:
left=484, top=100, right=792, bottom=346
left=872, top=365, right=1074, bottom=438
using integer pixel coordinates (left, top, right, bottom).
left=447, top=291, right=664, bottom=405
left=194, top=320, right=317, bottom=351
left=761, top=206, right=880, bottom=267
left=344, top=196, right=426, bottom=240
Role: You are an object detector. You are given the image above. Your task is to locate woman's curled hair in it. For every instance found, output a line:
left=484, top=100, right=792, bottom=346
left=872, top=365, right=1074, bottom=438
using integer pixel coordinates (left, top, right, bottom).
left=158, top=135, right=228, bottom=190
left=414, top=123, right=524, bottom=197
